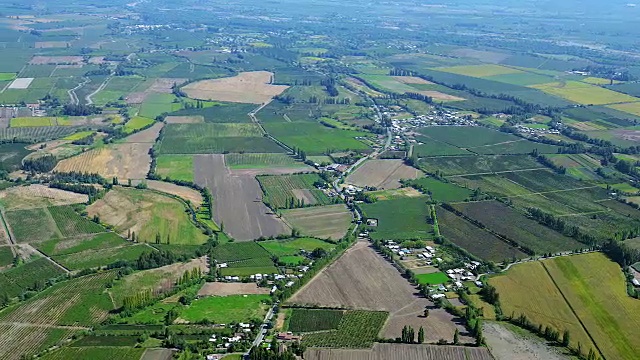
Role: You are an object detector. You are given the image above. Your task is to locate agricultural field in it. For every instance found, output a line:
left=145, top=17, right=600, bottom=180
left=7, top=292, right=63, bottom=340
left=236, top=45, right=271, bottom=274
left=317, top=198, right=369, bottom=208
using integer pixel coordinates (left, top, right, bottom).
left=211, top=241, right=272, bottom=263
left=258, top=173, right=333, bottom=209
left=182, top=71, right=288, bottom=104
left=87, top=187, right=208, bottom=245
left=259, top=237, right=336, bottom=257
left=546, top=153, right=603, bottom=180
left=40, top=347, right=145, bottom=360
left=4, top=207, right=62, bottom=243
left=0, top=258, right=66, bottom=299
left=145, top=180, right=203, bottom=206
left=179, top=294, right=271, bottom=324
left=358, top=74, right=422, bottom=93
left=263, top=122, right=370, bottom=155
left=0, top=184, right=88, bottom=211
left=305, top=343, right=493, bottom=360
left=482, top=322, right=568, bottom=360
left=531, top=81, right=639, bottom=105
left=436, top=64, right=523, bottom=78
left=155, top=155, right=194, bottom=182
left=490, top=253, right=639, bottom=360
left=452, top=201, right=582, bottom=254
left=0, top=127, right=77, bottom=142
left=48, top=205, right=105, bottom=238
left=414, top=272, right=449, bottom=285
left=281, top=205, right=352, bottom=240
left=360, top=197, right=433, bottom=240
left=225, top=153, right=301, bottom=169
left=436, top=206, right=528, bottom=262
left=197, top=282, right=270, bottom=297
left=301, top=310, right=388, bottom=348
left=288, top=309, right=344, bottom=333
left=405, top=177, right=473, bottom=203
left=418, top=126, right=519, bottom=148
left=346, top=159, right=422, bottom=190
left=413, top=138, right=472, bottom=157
left=123, top=116, right=155, bottom=134
left=0, top=143, right=32, bottom=172
left=167, top=102, right=256, bottom=123
left=419, top=155, right=542, bottom=176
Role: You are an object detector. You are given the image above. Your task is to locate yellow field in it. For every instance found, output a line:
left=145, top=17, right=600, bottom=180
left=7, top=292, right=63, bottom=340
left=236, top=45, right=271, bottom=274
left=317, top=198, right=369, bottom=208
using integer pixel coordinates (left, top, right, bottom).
left=435, top=64, right=522, bottom=77
left=10, top=117, right=57, bottom=127
left=123, top=116, right=154, bottom=134
left=489, top=261, right=596, bottom=353
left=608, top=101, right=640, bottom=117
left=582, top=77, right=620, bottom=85
left=490, top=253, right=640, bottom=360
left=531, top=81, right=638, bottom=105
left=63, top=131, right=94, bottom=141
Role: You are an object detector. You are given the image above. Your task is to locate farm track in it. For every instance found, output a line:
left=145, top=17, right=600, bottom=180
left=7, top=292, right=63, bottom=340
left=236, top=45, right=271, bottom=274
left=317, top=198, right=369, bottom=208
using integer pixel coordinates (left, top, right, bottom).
left=251, top=101, right=294, bottom=152
left=86, top=75, right=111, bottom=105
left=0, top=209, right=16, bottom=257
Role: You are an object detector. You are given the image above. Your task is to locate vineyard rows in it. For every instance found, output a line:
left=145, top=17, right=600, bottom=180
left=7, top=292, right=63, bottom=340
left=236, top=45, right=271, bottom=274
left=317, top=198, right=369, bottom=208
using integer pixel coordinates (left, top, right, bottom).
left=302, top=310, right=388, bottom=348
left=258, top=173, right=332, bottom=209
left=0, top=258, right=66, bottom=298
left=0, top=126, right=78, bottom=142
left=48, top=206, right=105, bottom=238
left=289, top=309, right=344, bottom=333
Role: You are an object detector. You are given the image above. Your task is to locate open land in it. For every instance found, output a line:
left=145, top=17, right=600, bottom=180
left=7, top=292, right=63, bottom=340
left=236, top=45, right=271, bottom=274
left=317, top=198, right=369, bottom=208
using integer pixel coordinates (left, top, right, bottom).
left=281, top=205, right=352, bottom=240
left=0, top=185, right=88, bottom=210
left=197, top=282, right=270, bottom=296
left=182, top=71, right=288, bottom=104
left=304, top=343, right=493, bottom=360
left=146, top=180, right=203, bottom=207
left=346, top=159, right=422, bottom=190
left=483, top=322, right=570, bottom=360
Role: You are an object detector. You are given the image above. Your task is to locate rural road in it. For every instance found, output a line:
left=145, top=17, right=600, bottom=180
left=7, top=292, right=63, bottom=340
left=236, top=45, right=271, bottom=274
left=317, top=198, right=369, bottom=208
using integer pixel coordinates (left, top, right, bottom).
left=247, top=302, right=277, bottom=353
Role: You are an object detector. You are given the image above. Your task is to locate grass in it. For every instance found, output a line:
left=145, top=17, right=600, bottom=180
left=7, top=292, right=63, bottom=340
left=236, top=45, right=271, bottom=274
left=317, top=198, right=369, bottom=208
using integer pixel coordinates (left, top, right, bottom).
left=358, top=74, right=417, bottom=93
left=0, top=73, right=16, bottom=81
left=288, top=309, right=344, bottom=332
left=123, top=116, right=154, bottom=134
left=259, top=237, right=336, bottom=257
left=263, top=122, right=370, bottom=155
left=180, top=294, right=270, bottom=324
left=155, top=154, right=193, bottom=182
left=608, top=101, right=640, bottom=117
left=63, top=131, right=95, bottom=141
left=5, top=207, right=61, bottom=243
left=360, top=196, right=433, bottom=241
left=211, top=242, right=273, bottom=262
left=406, top=177, right=472, bottom=202
left=225, top=153, right=301, bottom=169
left=531, top=81, right=638, bottom=105
left=415, top=272, right=449, bottom=285
left=10, top=117, right=57, bottom=127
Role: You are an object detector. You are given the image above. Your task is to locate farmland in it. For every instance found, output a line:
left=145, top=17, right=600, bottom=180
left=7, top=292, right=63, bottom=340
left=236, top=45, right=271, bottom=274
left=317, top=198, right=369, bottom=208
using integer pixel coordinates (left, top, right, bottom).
left=490, top=253, right=640, bottom=360
left=419, top=155, right=542, bottom=176
left=168, top=102, right=256, bottom=123
left=0, top=185, right=88, bottom=211
left=182, top=71, right=288, bottom=104
left=179, top=294, right=271, bottom=324
left=263, top=122, right=370, bottom=155
left=54, top=143, right=153, bottom=181
left=259, top=237, right=336, bottom=257
left=360, top=197, right=433, bottom=240
left=87, top=187, right=208, bottom=245
left=155, top=155, right=194, bottom=182
left=301, top=310, right=388, bottom=348
left=451, top=201, right=582, bottom=254
left=436, top=206, right=527, bottom=262
left=531, top=81, right=638, bottom=105
left=258, top=173, right=332, bottom=209
left=0, top=258, right=66, bottom=299
left=305, top=343, right=494, bottom=360
left=40, top=347, right=145, bottom=360
left=405, top=177, right=472, bottom=203
left=225, top=153, right=300, bottom=169
left=281, top=205, right=352, bottom=240
left=346, top=159, right=422, bottom=190
left=288, top=309, right=344, bottom=333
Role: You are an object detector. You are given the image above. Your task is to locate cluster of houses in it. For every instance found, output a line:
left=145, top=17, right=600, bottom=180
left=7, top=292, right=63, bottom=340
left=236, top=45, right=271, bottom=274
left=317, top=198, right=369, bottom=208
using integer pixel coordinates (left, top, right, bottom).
left=204, top=323, right=254, bottom=358
left=513, top=123, right=561, bottom=137
left=384, top=241, right=442, bottom=263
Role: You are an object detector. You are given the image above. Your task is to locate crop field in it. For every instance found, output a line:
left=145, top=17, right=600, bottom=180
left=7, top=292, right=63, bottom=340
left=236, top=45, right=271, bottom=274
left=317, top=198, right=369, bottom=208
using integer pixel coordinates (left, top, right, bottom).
left=87, top=187, right=208, bottom=245
left=259, top=237, right=336, bottom=257
left=182, top=71, right=288, bottom=104
left=360, top=197, right=433, bottom=240
left=180, top=294, right=270, bottom=324
left=418, top=126, right=519, bottom=148
left=40, top=347, right=145, bottom=360
left=0, top=126, right=77, bottom=142
left=197, top=282, right=270, bottom=296
left=608, top=101, right=640, bottom=117
left=500, top=169, right=599, bottom=192
left=4, top=207, right=61, bottom=243
left=168, top=102, right=255, bottom=123
left=0, top=258, right=66, bottom=298
left=9, top=116, right=57, bottom=127
left=0, top=247, right=13, bottom=267
left=346, top=159, right=422, bottom=190
left=211, top=241, right=272, bottom=263
left=225, top=153, right=300, bottom=169
left=0, top=185, right=88, bottom=211
left=258, top=173, right=332, bottom=209
left=301, top=310, right=388, bottom=348
left=263, top=122, right=370, bottom=155
left=531, top=81, right=638, bottom=105
left=436, top=64, right=523, bottom=78
left=470, top=139, right=560, bottom=155
left=0, top=143, right=32, bottom=172
left=305, top=343, right=493, bottom=360
left=415, top=272, right=449, bottom=285
left=55, top=244, right=149, bottom=270
left=37, top=232, right=129, bottom=257
left=358, top=74, right=420, bottom=93
left=54, top=142, right=153, bottom=181
left=546, top=153, right=602, bottom=180
left=413, top=138, right=472, bottom=157
left=155, top=155, right=193, bottom=182
left=281, top=205, right=352, bottom=240
left=123, top=116, right=155, bottom=134
left=288, top=309, right=344, bottom=333
left=48, top=205, right=105, bottom=238
left=420, top=155, right=542, bottom=176
left=452, top=201, right=582, bottom=254
left=146, top=180, right=203, bottom=206
left=436, top=206, right=527, bottom=262
left=405, top=177, right=472, bottom=202
left=163, top=123, right=263, bottom=138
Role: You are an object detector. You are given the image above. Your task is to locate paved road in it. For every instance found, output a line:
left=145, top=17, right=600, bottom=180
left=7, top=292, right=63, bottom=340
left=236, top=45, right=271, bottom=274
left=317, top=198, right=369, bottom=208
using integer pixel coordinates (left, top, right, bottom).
left=248, top=302, right=278, bottom=352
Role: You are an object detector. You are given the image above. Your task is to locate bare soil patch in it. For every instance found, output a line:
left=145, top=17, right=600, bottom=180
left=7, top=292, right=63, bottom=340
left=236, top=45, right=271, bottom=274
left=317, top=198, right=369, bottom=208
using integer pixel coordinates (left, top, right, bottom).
left=483, top=322, right=570, bottom=360
left=34, top=41, right=69, bottom=49
left=54, top=143, right=152, bottom=181
left=123, top=122, right=164, bottom=143
left=393, top=76, right=433, bottom=85
left=141, top=349, right=175, bottom=360
left=0, top=184, right=88, bottom=210
left=125, top=92, right=147, bottom=104
left=372, top=187, right=423, bottom=200
left=165, top=115, right=204, bottom=124
left=150, top=78, right=188, bottom=93
left=197, top=282, right=270, bottom=297
left=146, top=180, right=204, bottom=207
left=282, top=205, right=352, bottom=240
left=612, top=129, right=640, bottom=142
left=291, top=189, right=318, bottom=206
left=305, top=343, right=493, bottom=360
left=8, top=78, right=33, bottom=89
left=417, top=90, right=465, bottom=102
left=346, top=159, right=422, bottom=190
left=182, top=71, right=289, bottom=104
left=29, top=56, right=83, bottom=65
left=194, top=154, right=290, bottom=241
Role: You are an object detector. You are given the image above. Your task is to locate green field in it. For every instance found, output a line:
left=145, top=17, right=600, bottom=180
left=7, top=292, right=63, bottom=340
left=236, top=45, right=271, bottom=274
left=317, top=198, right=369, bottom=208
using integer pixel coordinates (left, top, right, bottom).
left=301, top=310, right=388, bottom=348
left=123, top=116, right=155, bottom=134
left=288, top=308, right=344, bottom=332
left=259, top=237, right=336, bottom=257
left=0, top=258, right=66, bottom=298
left=138, top=93, right=181, bottom=119
left=532, top=81, right=638, bottom=105
left=419, top=155, right=541, bottom=176
left=40, top=347, right=145, bottom=360
left=211, top=241, right=272, bottom=262
left=63, top=131, right=95, bottom=141
left=180, top=295, right=270, bottom=324
left=360, top=196, right=433, bottom=240
left=225, top=153, right=302, bottom=169
left=436, top=64, right=522, bottom=77
left=413, top=137, right=471, bottom=157
left=10, top=117, right=57, bottom=127
left=48, top=206, right=105, bottom=238
left=5, top=207, right=61, bottom=243
left=405, top=177, right=472, bottom=202
left=357, top=74, right=418, bottom=93
left=0, top=247, right=14, bottom=267
left=0, top=143, right=32, bottom=172
left=263, top=122, right=370, bottom=155
left=415, top=272, right=450, bottom=285
left=155, top=154, right=194, bottom=182
left=258, top=173, right=333, bottom=209
left=418, top=126, right=519, bottom=148
left=168, top=102, right=255, bottom=123
left=55, top=244, right=149, bottom=270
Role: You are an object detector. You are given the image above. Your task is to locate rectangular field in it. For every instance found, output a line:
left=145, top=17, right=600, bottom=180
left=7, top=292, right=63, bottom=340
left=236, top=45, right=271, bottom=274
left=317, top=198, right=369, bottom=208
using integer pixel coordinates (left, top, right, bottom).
left=182, top=71, right=288, bottom=104
left=225, top=153, right=301, bottom=169
left=288, top=309, right=344, bottom=333
left=531, top=81, right=638, bottom=105
left=346, top=159, right=422, bottom=190
left=360, top=197, right=433, bottom=240
left=155, top=154, right=194, bottom=182
left=258, top=173, right=332, bottom=209
left=406, top=177, right=472, bottom=203
left=260, top=237, right=336, bottom=257
left=263, top=122, right=370, bottom=155
left=301, top=310, right=388, bottom=348
left=305, top=343, right=493, bottom=360
left=180, top=294, right=270, bottom=323
left=418, top=126, right=519, bottom=148
left=281, top=205, right=352, bottom=241
left=419, top=155, right=542, bottom=176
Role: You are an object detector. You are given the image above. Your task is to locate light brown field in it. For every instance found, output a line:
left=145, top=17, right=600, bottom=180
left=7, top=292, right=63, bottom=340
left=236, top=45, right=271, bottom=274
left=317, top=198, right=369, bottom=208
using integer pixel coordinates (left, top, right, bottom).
left=304, top=343, right=493, bottom=360
left=346, top=77, right=385, bottom=98
left=146, top=180, right=204, bottom=207
left=54, top=143, right=152, bottom=181
left=123, top=122, right=164, bottom=143
left=371, top=187, right=423, bottom=200
left=29, top=56, right=83, bottom=65
left=483, top=322, right=570, bottom=360
left=282, top=205, right=352, bottom=241
left=393, top=76, right=433, bottom=85
left=149, top=78, right=188, bottom=93
left=417, top=90, right=465, bottom=102
left=197, top=282, right=270, bottom=297
left=182, top=71, right=289, bottom=104
left=141, top=349, right=175, bottom=360
left=165, top=115, right=204, bottom=124
left=346, top=159, right=422, bottom=190
left=288, top=240, right=470, bottom=342
left=34, top=41, right=69, bottom=49
left=612, top=129, right=640, bottom=142
left=567, top=121, right=603, bottom=131
left=0, top=184, right=88, bottom=210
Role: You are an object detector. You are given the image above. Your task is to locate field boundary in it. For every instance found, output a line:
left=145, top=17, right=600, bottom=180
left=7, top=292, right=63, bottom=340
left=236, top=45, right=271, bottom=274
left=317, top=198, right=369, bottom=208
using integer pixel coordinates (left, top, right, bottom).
left=540, top=261, right=605, bottom=360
